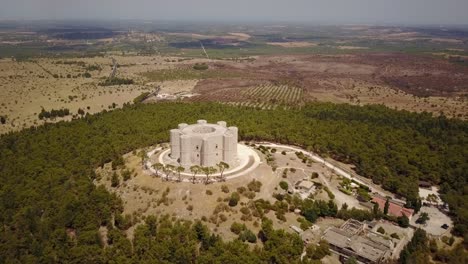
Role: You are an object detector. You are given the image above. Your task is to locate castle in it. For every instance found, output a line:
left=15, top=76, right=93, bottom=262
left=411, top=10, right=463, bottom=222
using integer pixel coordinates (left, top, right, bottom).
left=169, top=120, right=238, bottom=167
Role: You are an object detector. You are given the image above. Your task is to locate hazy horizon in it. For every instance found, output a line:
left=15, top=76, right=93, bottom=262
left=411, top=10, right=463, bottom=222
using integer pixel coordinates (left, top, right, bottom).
left=1, top=0, right=468, bottom=26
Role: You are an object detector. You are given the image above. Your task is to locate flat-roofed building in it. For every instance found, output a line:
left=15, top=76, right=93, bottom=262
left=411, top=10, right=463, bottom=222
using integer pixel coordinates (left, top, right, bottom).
left=322, top=219, right=394, bottom=264
left=295, top=180, right=315, bottom=191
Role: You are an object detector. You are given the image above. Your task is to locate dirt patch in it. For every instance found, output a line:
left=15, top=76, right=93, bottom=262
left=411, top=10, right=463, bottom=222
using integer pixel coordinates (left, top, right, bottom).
left=337, top=46, right=369, bottom=50
left=267, top=41, right=318, bottom=48
left=228, top=32, right=251, bottom=41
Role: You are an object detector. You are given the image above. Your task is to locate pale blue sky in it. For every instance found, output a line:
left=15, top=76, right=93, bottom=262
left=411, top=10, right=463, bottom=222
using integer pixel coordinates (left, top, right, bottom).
left=1, top=0, right=468, bottom=25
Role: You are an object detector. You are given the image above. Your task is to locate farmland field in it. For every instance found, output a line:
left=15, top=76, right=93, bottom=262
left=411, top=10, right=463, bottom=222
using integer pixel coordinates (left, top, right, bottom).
left=239, top=84, right=304, bottom=108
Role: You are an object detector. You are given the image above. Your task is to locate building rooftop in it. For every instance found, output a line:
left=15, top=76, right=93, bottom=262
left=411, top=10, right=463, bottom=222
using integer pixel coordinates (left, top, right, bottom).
left=323, top=226, right=392, bottom=263
left=177, top=120, right=235, bottom=139
left=372, top=195, right=414, bottom=219
left=296, top=180, right=315, bottom=190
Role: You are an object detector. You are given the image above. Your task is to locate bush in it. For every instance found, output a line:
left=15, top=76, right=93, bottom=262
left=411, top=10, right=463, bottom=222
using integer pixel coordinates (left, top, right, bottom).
left=397, top=215, right=410, bottom=228
left=122, top=170, right=131, bottom=181
left=230, top=222, right=245, bottom=234
left=111, top=172, right=120, bottom=187
left=281, top=150, right=286, bottom=155
left=306, top=240, right=330, bottom=260
left=83, top=72, right=92, bottom=78
left=133, top=92, right=150, bottom=104
left=193, top=63, right=208, bottom=70
left=38, top=108, right=70, bottom=120
left=0, top=116, right=6, bottom=124
left=205, top=190, right=213, bottom=195
left=229, top=192, right=240, bottom=207
left=279, top=181, right=289, bottom=191
left=221, top=185, right=230, bottom=193
left=416, top=212, right=430, bottom=224
left=240, top=207, right=250, bottom=215
left=99, top=77, right=134, bottom=86
left=311, top=172, right=319, bottom=179
left=390, top=233, right=400, bottom=239
left=323, top=187, right=335, bottom=199
left=247, top=180, right=262, bottom=192
left=239, top=229, right=257, bottom=243
left=237, top=186, right=246, bottom=194
left=377, top=226, right=385, bottom=234
left=244, top=191, right=256, bottom=199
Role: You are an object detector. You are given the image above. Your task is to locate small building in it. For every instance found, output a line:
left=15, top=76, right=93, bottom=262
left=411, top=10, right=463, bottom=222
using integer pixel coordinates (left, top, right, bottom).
left=372, top=194, right=414, bottom=220
left=295, top=180, right=315, bottom=192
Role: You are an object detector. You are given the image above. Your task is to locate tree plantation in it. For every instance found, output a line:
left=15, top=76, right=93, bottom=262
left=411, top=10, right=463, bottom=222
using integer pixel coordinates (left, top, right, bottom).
left=0, top=102, right=466, bottom=262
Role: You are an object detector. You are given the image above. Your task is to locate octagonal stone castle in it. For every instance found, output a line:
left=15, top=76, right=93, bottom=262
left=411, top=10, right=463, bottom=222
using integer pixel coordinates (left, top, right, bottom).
left=170, top=120, right=238, bottom=167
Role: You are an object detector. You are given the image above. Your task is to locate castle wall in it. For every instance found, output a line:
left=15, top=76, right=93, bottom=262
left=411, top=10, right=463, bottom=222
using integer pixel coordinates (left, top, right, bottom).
left=180, top=135, right=191, bottom=167
left=170, top=129, right=181, bottom=160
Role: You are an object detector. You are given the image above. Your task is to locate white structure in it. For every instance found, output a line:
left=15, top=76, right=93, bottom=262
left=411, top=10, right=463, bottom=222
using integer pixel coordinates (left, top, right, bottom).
left=170, top=120, right=238, bottom=167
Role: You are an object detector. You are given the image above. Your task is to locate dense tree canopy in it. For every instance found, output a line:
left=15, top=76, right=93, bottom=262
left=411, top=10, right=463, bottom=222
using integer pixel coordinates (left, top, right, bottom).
left=0, top=102, right=466, bottom=262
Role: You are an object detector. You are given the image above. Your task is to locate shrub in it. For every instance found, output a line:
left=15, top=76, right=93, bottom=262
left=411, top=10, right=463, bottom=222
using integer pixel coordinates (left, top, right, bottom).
left=306, top=240, right=331, bottom=260
left=416, top=212, right=430, bottom=225
left=240, top=207, right=250, bottom=215
left=237, top=186, right=247, bottom=194
left=99, top=77, right=134, bottom=86
left=221, top=185, right=230, bottom=193
left=219, top=214, right=227, bottom=222
left=133, top=92, right=150, bottom=104
left=279, top=181, right=289, bottom=191
left=229, top=192, right=240, bottom=207
left=323, top=187, right=335, bottom=199
left=281, top=150, right=286, bottom=155
left=205, top=190, right=213, bottom=195
left=230, top=222, right=245, bottom=234
left=377, top=226, right=385, bottom=234
left=187, top=205, right=193, bottom=211
left=38, top=108, right=70, bottom=120
left=247, top=180, right=262, bottom=192
left=111, top=172, right=120, bottom=187
left=311, top=172, right=319, bottom=179
left=244, top=191, right=256, bottom=199
left=193, top=63, right=208, bottom=70
left=397, top=215, right=410, bottom=228
left=239, top=229, right=257, bottom=243
left=122, top=170, right=131, bottom=181
left=390, top=233, right=400, bottom=239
